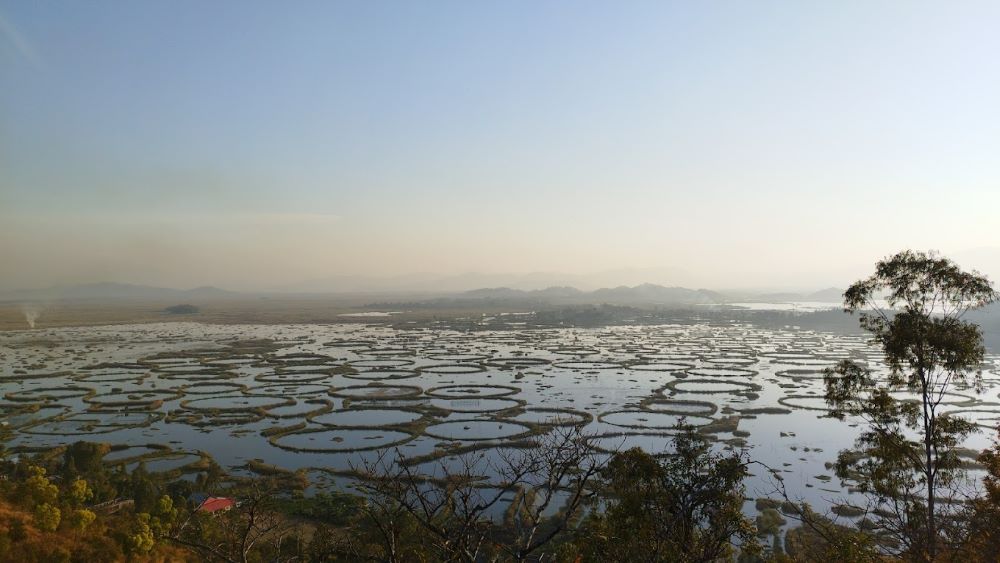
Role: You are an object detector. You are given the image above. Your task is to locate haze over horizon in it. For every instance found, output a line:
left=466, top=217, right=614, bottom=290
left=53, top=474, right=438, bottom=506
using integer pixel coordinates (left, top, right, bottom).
left=0, top=262, right=997, bottom=297
left=3, top=1, right=999, bottom=292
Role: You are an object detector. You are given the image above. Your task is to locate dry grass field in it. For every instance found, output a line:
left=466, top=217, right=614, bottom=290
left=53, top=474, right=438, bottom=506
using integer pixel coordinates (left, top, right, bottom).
left=0, top=297, right=524, bottom=331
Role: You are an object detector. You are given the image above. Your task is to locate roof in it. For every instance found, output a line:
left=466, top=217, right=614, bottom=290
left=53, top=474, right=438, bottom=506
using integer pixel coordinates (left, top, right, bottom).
left=197, top=497, right=235, bottom=513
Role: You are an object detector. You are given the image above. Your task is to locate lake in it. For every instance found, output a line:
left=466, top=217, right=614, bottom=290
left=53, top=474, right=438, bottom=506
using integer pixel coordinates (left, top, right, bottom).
left=2, top=320, right=998, bottom=523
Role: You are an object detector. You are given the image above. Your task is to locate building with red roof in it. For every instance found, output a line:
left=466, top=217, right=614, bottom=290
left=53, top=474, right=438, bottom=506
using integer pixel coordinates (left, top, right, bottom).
left=196, top=496, right=235, bottom=513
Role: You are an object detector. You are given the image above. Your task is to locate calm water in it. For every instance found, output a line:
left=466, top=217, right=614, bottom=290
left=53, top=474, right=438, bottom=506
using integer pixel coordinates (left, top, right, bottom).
left=3, top=321, right=999, bottom=522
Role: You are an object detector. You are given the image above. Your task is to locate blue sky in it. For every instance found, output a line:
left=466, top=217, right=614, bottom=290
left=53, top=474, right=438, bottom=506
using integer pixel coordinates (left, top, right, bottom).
left=2, top=1, right=999, bottom=291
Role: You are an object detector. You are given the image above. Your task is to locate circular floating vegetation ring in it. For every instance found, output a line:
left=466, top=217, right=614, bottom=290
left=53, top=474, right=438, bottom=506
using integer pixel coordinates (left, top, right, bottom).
left=349, top=359, right=414, bottom=369
left=418, top=364, right=487, bottom=375
left=24, top=411, right=163, bottom=435
left=608, top=345, right=660, bottom=355
left=180, top=382, right=248, bottom=395
left=264, top=399, right=332, bottom=418
left=685, top=367, right=758, bottom=378
left=152, top=366, right=238, bottom=381
left=153, top=364, right=229, bottom=375
left=140, top=356, right=194, bottom=367
left=172, top=410, right=265, bottom=427
left=181, top=394, right=293, bottom=412
left=702, top=357, right=758, bottom=366
left=323, top=339, right=377, bottom=348
left=74, top=373, right=147, bottom=383
left=330, top=385, right=423, bottom=400
left=503, top=408, right=591, bottom=426
left=599, top=410, right=713, bottom=429
left=480, top=335, right=533, bottom=345
left=425, top=385, right=521, bottom=399
left=639, top=352, right=698, bottom=362
left=255, top=371, right=332, bottom=383
left=423, top=420, right=532, bottom=441
left=628, top=362, right=695, bottom=372
left=275, top=364, right=342, bottom=373
left=269, top=352, right=335, bottom=363
left=943, top=409, right=1000, bottom=428
left=419, top=347, right=454, bottom=356
left=126, top=453, right=202, bottom=474
left=271, top=427, right=415, bottom=453
left=81, top=362, right=146, bottom=371
left=343, top=368, right=420, bottom=381
left=85, top=389, right=181, bottom=410
left=547, top=346, right=600, bottom=356
left=103, top=445, right=169, bottom=464
left=364, top=348, right=416, bottom=357
left=759, top=352, right=815, bottom=360
left=1, top=404, right=70, bottom=429
left=771, top=357, right=838, bottom=367
left=156, top=372, right=239, bottom=383
left=664, top=379, right=761, bottom=395
left=485, top=357, right=550, bottom=368
left=74, top=368, right=147, bottom=382
left=775, top=369, right=827, bottom=380
left=427, top=353, right=491, bottom=362
left=818, top=351, right=853, bottom=359
left=203, top=356, right=259, bottom=366
left=889, top=390, right=975, bottom=406
left=310, top=408, right=423, bottom=427
left=251, top=383, right=331, bottom=396
left=641, top=399, right=718, bottom=416
left=777, top=395, right=831, bottom=412
left=5, top=386, right=94, bottom=402
left=552, top=361, right=624, bottom=370
left=428, top=397, right=523, bottom=413
left=586, top=433, right=677, bottom=455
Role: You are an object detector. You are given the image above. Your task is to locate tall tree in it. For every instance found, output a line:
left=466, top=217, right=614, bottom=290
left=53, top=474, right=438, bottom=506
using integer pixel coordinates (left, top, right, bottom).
left=824, top=250, right=997, bottom=561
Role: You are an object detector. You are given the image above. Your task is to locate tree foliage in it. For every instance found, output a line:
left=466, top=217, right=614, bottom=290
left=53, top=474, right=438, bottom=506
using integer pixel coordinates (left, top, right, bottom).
left=777, top=504, right=881, bottom=562
left=350, top=426, right=605, bottom=562
left=825, top=250, right=998, bottom=561
left=168, top=478, right=300, bottom=563
left=33, top=502, right=62, bottom=532
left=955, top=429, right=1000, bottom=561
left=572, top=424, right=760, bottom=562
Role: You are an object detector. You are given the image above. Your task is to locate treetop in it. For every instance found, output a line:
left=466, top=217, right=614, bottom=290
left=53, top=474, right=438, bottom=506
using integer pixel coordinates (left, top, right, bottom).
left=844, top=250, right=998, bottom=316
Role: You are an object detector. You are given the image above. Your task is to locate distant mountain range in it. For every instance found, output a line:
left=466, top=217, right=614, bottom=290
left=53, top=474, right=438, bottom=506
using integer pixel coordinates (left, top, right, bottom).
left=270, top=267, right=697, bottom=293
left=460, top=284, right=728, bottom=305
left=0, top=281, right=846, bottom=305
left=370, top=284, right=847, bottom=308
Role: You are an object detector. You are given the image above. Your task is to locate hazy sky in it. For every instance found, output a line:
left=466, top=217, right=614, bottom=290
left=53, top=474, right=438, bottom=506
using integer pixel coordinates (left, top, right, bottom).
left=2, top=1, right=999, bottom=292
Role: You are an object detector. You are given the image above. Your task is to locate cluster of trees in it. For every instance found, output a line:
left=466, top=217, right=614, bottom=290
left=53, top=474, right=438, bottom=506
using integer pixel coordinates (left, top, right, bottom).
left=163, top=304, right=200, bottom=315
left=0, top=441, right=190, bottom=561
left=2, top=251, right=1000, bottom=562
left=0, top=427, right=767, bottom=562
left=4, top=426, right=1000, bottom=562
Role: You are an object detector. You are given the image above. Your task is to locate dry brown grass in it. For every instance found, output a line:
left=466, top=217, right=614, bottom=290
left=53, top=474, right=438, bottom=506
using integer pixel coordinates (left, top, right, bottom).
left=0, top=498, right=195, bottom=562
left=0, top=297, right=521, bottom=331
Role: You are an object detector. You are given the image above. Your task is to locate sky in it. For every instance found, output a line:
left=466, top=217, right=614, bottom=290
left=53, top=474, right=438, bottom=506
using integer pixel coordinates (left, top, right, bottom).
left=2, top=1, right=999, bottom=292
